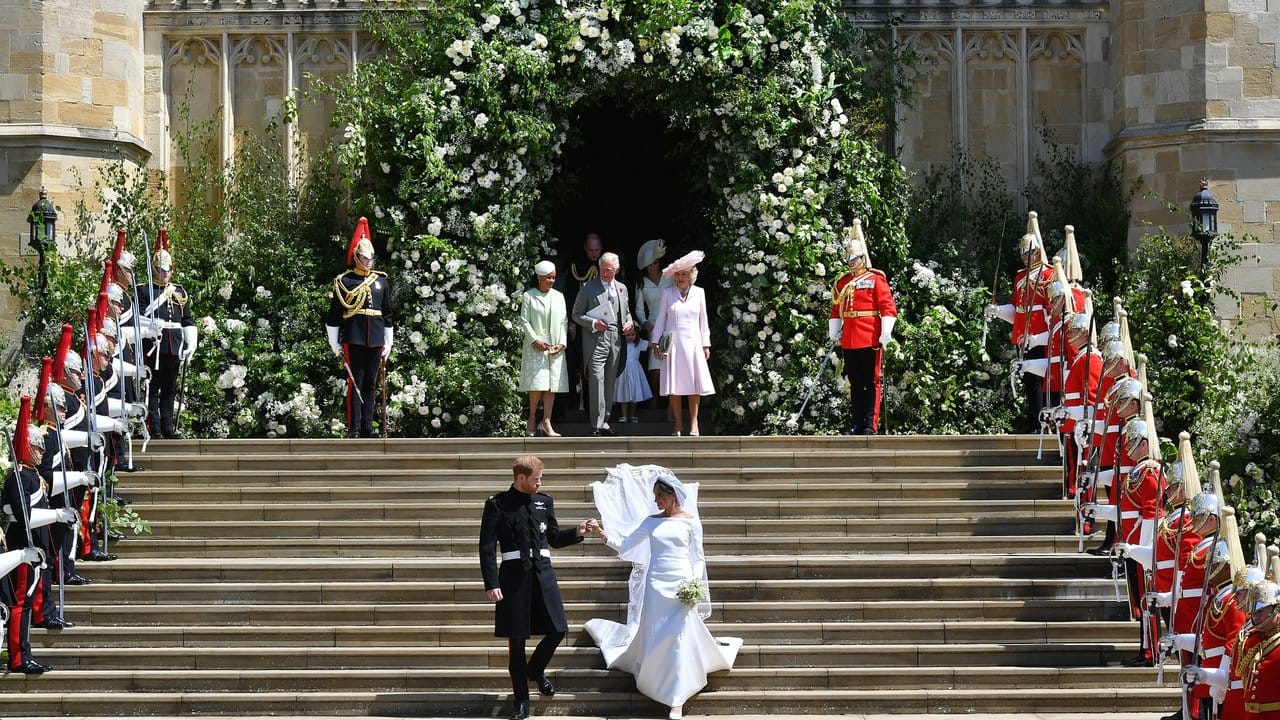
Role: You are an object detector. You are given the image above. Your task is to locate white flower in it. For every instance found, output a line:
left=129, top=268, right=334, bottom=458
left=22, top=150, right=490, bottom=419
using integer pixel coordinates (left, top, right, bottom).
left=218, top=281, right=233, bottom=300
left=427, top=217, right=443, bottom=236
left=475, top=113, right=489, bottom=128
left=255, top=285, right=272, bottom=299
left=380, top=162, right=391, bottom=174
left=643, top=52, right=653, bottom=64
left=1167, top=334, right=1179, bottom=348
left=458, top=414, right=469, bottom=425
left=1180, top=280, right=1194, bottom=297
left=431, top=417, right=442, bottom=429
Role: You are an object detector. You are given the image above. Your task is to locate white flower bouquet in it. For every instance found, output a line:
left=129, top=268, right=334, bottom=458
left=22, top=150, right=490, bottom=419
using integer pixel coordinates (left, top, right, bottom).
left=675, top=578, right=707, bottom=606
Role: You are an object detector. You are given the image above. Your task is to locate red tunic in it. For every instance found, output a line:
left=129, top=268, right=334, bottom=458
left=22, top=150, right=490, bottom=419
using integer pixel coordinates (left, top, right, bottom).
left=1061, top=348, right=1101, bottom=434
left=1006, top=265, right=1053, bottom=346
left=1201, top=587, right=1248, bottom=720
left=830, top=269, right=896, bottom=350
left=1244, top=629, right=1280, bottom=720
left=1044, top=287, right=1086, bottom=392
left=1172, top=534, right=1211, bottom=635
left=1153, top=509, right=1197, bottom=594
left=1089, top=370, right=1135, bottom=468
left=1119, top=460, right=1162, bottom=544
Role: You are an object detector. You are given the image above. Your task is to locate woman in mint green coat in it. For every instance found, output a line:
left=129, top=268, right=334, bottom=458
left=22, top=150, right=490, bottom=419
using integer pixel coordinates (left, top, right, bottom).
left=519, top=260, right=568, bottom=436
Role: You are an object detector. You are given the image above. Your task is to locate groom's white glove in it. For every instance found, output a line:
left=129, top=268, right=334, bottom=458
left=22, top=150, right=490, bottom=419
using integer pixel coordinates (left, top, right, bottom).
left=382, top=328, right=393, bottom=359
left=878, top=316, right=896, bottom=346
left=828, top=319, right=842, bottom=342
left=326, top=325, right=341, bottom=357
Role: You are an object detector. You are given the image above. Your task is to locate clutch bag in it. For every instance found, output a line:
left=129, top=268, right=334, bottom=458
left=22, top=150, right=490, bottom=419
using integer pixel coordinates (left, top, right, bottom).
left=659, top=333, right=672, bottom=354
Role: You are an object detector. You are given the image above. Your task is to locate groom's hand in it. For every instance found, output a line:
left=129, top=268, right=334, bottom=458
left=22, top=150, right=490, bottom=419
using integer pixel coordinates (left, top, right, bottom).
left=576, top=518, right=596, bottom=537
left=486, top=588, right=503, bottom=602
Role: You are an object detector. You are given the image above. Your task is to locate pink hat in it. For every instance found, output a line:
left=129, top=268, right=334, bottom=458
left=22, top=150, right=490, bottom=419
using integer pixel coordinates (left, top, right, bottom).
left=661, top=250, right=704, bottom=278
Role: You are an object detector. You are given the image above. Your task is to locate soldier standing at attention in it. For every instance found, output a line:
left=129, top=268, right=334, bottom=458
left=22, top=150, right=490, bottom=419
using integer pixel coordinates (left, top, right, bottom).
left=138, top=232, right=197, bottom=439
left=479, top=455, right=598, bottom=720
left=325, top=217, right=394, bottom=438
left=828, top=219, right=897, bottom=436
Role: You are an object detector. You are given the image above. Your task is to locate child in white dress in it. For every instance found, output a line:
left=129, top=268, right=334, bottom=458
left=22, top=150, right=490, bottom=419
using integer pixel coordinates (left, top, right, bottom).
left=615, top=327, right=653, bottom=423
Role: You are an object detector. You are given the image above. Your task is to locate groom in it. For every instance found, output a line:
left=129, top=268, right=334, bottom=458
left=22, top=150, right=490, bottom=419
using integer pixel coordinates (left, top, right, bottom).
left=479, top=455, right=598, bottom=720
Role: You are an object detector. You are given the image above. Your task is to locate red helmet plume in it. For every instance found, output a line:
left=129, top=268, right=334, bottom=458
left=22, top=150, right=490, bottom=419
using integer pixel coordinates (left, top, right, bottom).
left=155, top=228, right=170, bottom=254
left=346, top=217, right=373, bottom=266
left=97, top=290, right=110, bottom=325
left=100, top=260, right=114, bottom=297
left=13, top=395, right=31, bottom=467
left=35, top=357, right=52, bottom=425
left=112, top=230, right=126, bottom=264
left=50, top=323, right=74, bottom=382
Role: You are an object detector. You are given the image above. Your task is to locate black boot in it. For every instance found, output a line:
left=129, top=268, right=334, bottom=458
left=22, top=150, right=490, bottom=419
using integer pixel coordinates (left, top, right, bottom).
left=510, top=699, right=531, bottom=720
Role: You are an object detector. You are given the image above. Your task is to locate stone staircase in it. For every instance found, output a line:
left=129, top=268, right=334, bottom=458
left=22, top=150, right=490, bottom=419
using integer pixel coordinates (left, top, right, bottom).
left=11, top=435, right=1178, bottom=717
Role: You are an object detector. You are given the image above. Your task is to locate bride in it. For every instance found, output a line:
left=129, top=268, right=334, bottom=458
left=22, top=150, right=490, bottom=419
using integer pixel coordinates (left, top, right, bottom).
left=584, top=464, right=742, bottom=719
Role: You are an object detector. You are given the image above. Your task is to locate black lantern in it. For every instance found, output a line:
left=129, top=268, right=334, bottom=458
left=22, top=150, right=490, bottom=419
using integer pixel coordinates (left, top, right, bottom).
left=1189, top=179, right=1218, bottom=275
left=28, top=187, right=57, bottom=299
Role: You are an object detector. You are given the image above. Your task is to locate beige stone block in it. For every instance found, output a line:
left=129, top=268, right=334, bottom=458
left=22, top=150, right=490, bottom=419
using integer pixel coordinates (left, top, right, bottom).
left=7, top=99, right=39, bottom=122
left=1243, top=68, right=1274, bottom=97
left=56, top=101, right=112, bottom=128
left=42, top=74, right=85, bottom=102
left=92, top=78, right=129, bottom=107
left=0, top=73, right=27, bottom=101
left=1206, top=13, right=1236, bottom=42
left=69, top=40, right=104, bottom=76
left=8, top=51, right=49, bottom=73
left=92, top=11, right=135, bottom=43
left=1207, top=99, right=1231, bottom=117
left=1229, top=41, right=1272, bottom=70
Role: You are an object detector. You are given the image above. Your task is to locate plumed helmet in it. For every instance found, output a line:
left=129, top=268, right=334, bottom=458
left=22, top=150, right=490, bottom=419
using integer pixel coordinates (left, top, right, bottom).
left=1018, top=232, right=1048, bottom=267
left=1176, top=431, right=1204, bottom=500
left=117, top=250, right=136, bottom=272
left=1123, top=417, right=1149, bottom=456
left=106, top=282, right=125, bottom=308
left=842, top=219, right=872, bottom=268
left=1250, top=580, right=1280, bottom=614
left=34, top=356, right=52, bottom=426
left=1063, top=225, right=1084, bottom=283
left=636, top=239, right=667, bottom=270
left=347, top=217, right=374, bottom=265
left=1222, top=506, right=1247, bottom=577
left=153, top=227, right=172, bottom=272
left=43, top=383, right=65, bottom=416
left=50, top=323, right=80, bottom=386
left=1188, top=490, right=1220, bottom=521
left=27, top=424, right=44, bottom=454
left=100, top=316, right=119, bottom=342
left=1099, top=320, right=1122, bottom=346
left=1065, top=312, right=1092, bottom=351
left=1196, top=536, right=1234, bottom=585
left=1164, top=460, right=1186, bottom=497
left=12, top=395, right=31, bottom=466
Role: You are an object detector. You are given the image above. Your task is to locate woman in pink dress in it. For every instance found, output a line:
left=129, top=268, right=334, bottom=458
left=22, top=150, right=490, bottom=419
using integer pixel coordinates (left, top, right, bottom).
left=651, top=251, right=714, bottom=436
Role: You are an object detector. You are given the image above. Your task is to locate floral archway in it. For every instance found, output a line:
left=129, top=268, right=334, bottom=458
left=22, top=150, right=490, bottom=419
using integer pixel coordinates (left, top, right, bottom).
left=333, top=0, right=918, bottom=435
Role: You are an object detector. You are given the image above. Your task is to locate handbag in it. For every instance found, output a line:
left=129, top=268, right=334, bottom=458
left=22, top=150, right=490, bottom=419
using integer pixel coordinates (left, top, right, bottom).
left=658, top=333, right=672, bottom=355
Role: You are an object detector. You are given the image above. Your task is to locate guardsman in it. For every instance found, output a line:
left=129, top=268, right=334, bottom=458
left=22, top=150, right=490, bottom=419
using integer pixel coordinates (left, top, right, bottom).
left=828, top=219, right=897, bottom=435
left=139, top=231, right=197, bottom=439
left=1241, top=560, right=1280, bottom=720
left=3, top=396, right=77, bottom=674
left=36, top=357, right=97, bottom=593
left=985, top=213, right=1054, bottom=431
left=479, top=455, right=596, bottom=720
left=325, top=217, right=394, bottom=438
left=1058, top=311, right=1100, bottom=502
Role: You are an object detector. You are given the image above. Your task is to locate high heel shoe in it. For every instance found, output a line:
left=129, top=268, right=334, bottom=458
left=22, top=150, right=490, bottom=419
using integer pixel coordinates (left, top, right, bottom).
left=671, top=431, right=681, bottom=437
left=668, top=705, right=683, bottom=720
left=538, top=420, right=561, bottom=438
left=525, top=424, right=536, bottom=437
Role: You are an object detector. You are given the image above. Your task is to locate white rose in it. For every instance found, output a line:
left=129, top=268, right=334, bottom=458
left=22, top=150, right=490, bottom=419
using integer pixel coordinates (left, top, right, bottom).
left=475, top=113, right=489, bottom=128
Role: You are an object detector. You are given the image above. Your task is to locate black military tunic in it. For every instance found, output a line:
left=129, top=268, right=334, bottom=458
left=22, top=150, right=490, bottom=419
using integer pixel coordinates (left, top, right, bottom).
left=479, top=487, right=582, bottom=639
left=138, top=281, right=194, bottom=436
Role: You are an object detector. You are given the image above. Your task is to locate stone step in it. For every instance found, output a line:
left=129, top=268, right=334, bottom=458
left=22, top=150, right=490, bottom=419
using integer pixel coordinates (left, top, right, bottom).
left=65, top=599, right=1128, bottom=626
left=0, top=687, right=1179, bottom=716
left=31, top=621, right=1135, bottom=649
left=141, top=435, right=1047, bottom=456
left=58, top=577, right=1123, bottom=604
left=119, top=479, right=1060, bottom=502
left=137, top=516, right=1078, bottom=539
left=0, top=666, right=1169, bottom=693
left=125, top=498, right=1074, bottom=522
left=113, top=534, right=1087, bottom=557
left=76, top=554, right=1113, bottom=584
left=23, top=642, right=1141, bottom=670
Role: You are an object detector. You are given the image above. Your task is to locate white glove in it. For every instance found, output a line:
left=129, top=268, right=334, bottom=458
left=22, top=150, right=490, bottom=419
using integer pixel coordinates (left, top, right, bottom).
left=180, top=326, right=198, bottom=362
left=1029, top=331, right=1050, bottom=346
left=21, top=546, right=44, bottom=566
left=138, top=316, right=163, bottom=339
left=988, top=304, right=1015, bottom=323
left=128, top=402, right=146, bottom=417
left=1153, top=590, right=1172, bottom=608
left=828, top=318, right=842, bottom=342
left=90, top=431, right=106, bottom=451
left=983, top=304, right=999, bottom=320
left=326, top=325, right=341, bottom=357
left=1170, top=632, right=1196, bottom=653
left=878, top=316, right=896, bottom=347
left=57, top=508, right=78, bottom=525
left=382, top=328, right=393, bottom=359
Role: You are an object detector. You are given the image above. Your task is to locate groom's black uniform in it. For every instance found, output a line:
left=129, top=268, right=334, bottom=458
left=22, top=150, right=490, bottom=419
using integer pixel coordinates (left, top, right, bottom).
left=479, top=486, right=583, bottom=715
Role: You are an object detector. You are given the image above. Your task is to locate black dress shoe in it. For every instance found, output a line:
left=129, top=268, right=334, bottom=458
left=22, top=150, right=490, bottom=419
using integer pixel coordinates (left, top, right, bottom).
left=163, top=430, right=184, bottom=440
left=1085, top=544, right=1113, bottom=557
left=532, top=675, right=555, bottom=696
left=1121, top=653, right=1152, bottom=667
left=64, top=574, right=93, bottom=586
left=10, top=659, right=48, bottom=675
left=510, top=699, right=531, bottom=720
left=33, top=617, right=68, bottom=630
left=118, top=465, right=144, bottom=473
left=597, top=427, right=616, bottom=437
left=82, top=550, right=117, bottom=562
left=1159, top=710, right=1183, bottom=720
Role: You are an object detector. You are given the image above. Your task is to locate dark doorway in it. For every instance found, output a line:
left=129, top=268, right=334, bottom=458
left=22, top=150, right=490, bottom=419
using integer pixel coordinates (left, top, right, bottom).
left=547, top=101, right=715, bottom=286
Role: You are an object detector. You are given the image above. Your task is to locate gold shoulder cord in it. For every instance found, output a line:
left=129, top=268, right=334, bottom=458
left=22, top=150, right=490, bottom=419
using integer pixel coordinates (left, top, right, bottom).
left=571, top=264, right=597, bottom=283
left=168, top=286, right=189, bottom=308
left=334, top=272, right=379, bottom=320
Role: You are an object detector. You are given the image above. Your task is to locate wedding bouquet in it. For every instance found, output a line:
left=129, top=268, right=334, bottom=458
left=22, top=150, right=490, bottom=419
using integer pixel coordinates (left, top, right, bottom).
left=675, top=578, right=707, bottom=606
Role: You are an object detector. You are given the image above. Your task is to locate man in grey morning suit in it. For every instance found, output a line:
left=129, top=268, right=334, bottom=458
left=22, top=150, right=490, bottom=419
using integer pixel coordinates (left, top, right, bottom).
left=570, top=251, right=634, bottom=436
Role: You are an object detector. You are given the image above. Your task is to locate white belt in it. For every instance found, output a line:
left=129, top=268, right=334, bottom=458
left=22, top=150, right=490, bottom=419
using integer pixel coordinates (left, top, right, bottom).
left=1231, top=680, right=1243, bottom=690
left=1157, top=560, right=1175, bottom=570
left=500, top=548, right=551, bottom=562
left=1121, top=511, right=1140, bottom=519
left=1203, top=646, right=1225, bottom=659
left=1065, top=393, right=1082, bottom=400
left=1181, top=588, right=1204, bottom=599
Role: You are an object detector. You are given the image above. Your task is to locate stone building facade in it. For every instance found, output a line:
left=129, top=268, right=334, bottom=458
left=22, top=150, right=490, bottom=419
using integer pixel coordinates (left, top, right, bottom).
left=0, top=0, right=1276, bottom=336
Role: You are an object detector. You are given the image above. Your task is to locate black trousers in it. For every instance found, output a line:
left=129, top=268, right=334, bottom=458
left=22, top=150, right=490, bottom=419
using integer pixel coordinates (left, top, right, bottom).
left=148, top=353, right=181, bottom=434
left=508, top=632, right=564, bottom=702
left=843, top=347, right=878, bottom=434
left=1021, top=345, right=1046, bottom=431
left=344, top=344, right=382, bottom=436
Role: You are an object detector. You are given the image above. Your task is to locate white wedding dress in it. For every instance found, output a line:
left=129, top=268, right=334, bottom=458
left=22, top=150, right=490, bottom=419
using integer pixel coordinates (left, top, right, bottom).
left=584, top=464, right=742, bottom=708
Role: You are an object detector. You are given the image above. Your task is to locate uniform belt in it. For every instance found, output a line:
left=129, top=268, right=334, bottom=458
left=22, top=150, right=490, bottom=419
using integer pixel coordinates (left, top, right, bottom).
left=500, top=548, right=550, bottom=562
left=1230, top=680, right=1242, bottom=690
left=1202, top=646, right=1225, bottom=659
left=1180, top=588, right=1204, bottom=599
left=1121, top=511, right=1140, bottom=519
left=1065, top=393, right=1082, bottom=400
left=1157, top=560, right=1175, bottom=570
left=1106, top=425, right=1120, bottom=433
left=1246, top=702, right=1280, bottom=713
left=350, top=309, right=382, bottom=317
left=841, top=310, right=880, bottom=318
